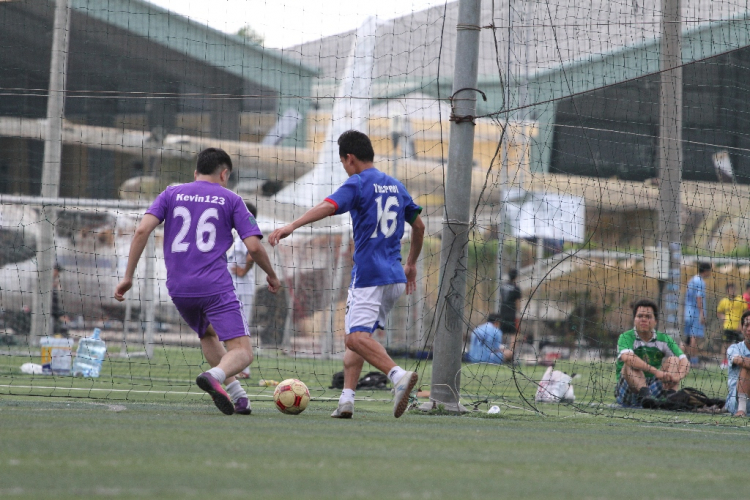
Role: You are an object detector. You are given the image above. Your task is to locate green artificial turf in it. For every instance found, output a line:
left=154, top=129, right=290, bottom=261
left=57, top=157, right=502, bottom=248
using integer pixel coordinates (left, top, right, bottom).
left=0, top=396, right=748, bottom=500
left=1, top=346, right=746, bottom=498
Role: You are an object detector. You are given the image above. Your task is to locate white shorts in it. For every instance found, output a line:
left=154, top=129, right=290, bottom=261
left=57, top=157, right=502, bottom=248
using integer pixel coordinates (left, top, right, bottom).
left=345, top=283, right=406, bottom=334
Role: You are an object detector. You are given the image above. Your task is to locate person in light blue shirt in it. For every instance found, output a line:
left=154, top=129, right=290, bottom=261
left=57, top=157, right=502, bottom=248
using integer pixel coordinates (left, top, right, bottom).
left=466, top=314, right=513, bottom=364
left=684, top=262, right=711, bottom=365
left=726, top=309, right=750, bottom=416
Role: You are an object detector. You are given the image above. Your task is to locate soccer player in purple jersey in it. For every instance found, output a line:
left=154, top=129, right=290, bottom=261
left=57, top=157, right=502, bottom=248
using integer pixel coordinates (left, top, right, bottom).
left=115, top=148, right=281, bottom=415
left=269, top=130, right=425, bottom=419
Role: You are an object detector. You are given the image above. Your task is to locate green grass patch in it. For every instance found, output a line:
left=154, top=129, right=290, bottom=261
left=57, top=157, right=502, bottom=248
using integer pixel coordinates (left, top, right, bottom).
left=0, top=349, right=744, bottom=499
left=0, top=396, right=748, bottom=499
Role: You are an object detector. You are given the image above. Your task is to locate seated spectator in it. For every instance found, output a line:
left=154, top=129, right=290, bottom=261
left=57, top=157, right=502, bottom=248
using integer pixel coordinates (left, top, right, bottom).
left=725, top=310, right=750, bottom=416
left=466, top=313, right=513, bottom=364
left=615, top=299, right=690, bottom=407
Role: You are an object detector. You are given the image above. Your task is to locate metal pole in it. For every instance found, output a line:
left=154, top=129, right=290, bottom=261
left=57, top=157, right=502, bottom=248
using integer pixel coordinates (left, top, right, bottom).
left=658, top=0, right=682, bottom=338
left=31, top=0, right=71, bottom=344
left=422, top=0, right=482, bottom=414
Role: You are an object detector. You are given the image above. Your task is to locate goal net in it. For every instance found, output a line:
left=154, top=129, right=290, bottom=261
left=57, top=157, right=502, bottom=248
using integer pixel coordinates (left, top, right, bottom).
left=0, top=0, right=748, bottom=423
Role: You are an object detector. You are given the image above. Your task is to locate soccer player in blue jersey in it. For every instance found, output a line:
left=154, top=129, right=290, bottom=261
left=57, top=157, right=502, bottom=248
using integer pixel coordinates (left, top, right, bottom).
left=269, top=130, right=425, bottom=419
left=684, top=262, right=711, bottom=365
left=115, top=148, right=281, bottom=415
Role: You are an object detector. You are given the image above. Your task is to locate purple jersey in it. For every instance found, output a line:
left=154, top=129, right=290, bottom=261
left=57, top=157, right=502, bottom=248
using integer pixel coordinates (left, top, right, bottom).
left=146, top=181, right=262, bottom=297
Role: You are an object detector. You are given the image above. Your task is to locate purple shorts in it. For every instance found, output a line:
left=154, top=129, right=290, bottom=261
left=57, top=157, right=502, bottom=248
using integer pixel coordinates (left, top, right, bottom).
left=171, top=290, right=249, bottom=342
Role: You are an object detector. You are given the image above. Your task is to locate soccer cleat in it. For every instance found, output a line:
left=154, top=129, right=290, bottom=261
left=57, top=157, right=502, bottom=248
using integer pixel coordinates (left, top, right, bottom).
left=237, top=367, right=251, bottom=379
left=331, top=401, right=354, bottom=419
left=234, top=397, right=252, bottom=415
left=393, top=371, right=418, bottom=418
left=196, top=372, right=235, bottom=415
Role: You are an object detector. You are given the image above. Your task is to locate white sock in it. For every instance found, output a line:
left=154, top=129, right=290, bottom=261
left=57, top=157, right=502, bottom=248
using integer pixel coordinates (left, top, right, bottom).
left=339, top=388, right=356, bottom=405
left=388, top=366, right=407, bottom=385
left=207, top=367, right=226, bottom=384
left=226, top=380, right=247, bottom=403
left=738, top=393, right=747, bottom=414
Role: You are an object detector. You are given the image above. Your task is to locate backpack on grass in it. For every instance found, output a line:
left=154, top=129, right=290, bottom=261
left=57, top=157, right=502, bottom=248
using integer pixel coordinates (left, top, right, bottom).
left=329, top=371, right=389, bottom=390
left=643, top=387, right=724, bottom=411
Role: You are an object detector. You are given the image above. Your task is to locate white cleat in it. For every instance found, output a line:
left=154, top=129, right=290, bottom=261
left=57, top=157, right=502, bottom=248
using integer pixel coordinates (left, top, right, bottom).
left=393, top=371, right=418, bottom=418
left=331, top=401, right=354, bottom=419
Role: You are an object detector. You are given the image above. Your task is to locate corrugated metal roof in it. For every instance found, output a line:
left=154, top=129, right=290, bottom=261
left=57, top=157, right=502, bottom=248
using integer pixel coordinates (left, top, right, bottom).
left=69, top=0, right=318, bottom=81
left=286, top=0, right=750, bottom=92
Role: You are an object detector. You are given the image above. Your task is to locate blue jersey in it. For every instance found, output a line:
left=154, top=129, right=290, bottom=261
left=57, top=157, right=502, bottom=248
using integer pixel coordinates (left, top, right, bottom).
left=726, top=341, right=750, bottom=414
left=326, top=167, right=422, bottom=288
left=684, top=275, right=706, bottom=321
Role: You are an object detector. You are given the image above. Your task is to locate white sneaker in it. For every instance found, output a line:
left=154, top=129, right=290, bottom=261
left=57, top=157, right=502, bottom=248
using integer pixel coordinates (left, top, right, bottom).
left=331, top=401, right=354, bottom=419
left=393, top=371, right=418, bottom=418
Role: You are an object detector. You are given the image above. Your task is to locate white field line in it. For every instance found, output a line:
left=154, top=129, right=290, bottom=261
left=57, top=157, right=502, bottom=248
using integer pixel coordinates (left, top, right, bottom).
left=0, top=384, right=383, bottom=401
left=637, top=424, right=750, bottom=436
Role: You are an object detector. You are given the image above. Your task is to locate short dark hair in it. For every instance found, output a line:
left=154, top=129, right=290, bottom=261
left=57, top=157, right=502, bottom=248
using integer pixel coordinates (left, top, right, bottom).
left=196, top=148, right=232, bottom=175
left=632, top=299, right=658, bottom=320
left=727, top=282, right=736, bottom=291
left=745, top=280, right=750, bottom=290
left=508, top=269, right=518, bottom=281
left=487, top=313, right=502, bottom=323
left=741, top=310, right=750, bottom=327
left=338, top=130, right=374, bottom=162
left=245, top=202, right=257, bottom=218
left=698, top=262, right=712, bottom=274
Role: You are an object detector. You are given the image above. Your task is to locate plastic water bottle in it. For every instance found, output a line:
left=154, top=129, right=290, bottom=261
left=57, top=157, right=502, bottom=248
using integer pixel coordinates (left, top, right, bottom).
left=72, top=328, right=107, bottom=378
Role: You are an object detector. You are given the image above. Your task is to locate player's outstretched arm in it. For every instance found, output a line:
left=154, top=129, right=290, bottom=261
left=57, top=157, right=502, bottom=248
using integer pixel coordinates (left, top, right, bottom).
left=404, top=215, right=425, bottom=295
left=114, top=214, right=161, bottom=301
left=243, top=235, right=281, bottom=293
left=268, top=201, right=336, bottom=246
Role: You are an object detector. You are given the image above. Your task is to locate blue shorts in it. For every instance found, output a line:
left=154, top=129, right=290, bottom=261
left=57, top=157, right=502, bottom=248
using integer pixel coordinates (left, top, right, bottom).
left=615, top=376, right=664, bottom=407
left=171, top=290, right=249, bottom=342
left=684, top=319, right=705, bottom=338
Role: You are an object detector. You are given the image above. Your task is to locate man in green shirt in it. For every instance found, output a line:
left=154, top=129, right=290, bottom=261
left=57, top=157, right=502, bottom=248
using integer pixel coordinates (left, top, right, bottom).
left=615, top=299, right=690, bottom=407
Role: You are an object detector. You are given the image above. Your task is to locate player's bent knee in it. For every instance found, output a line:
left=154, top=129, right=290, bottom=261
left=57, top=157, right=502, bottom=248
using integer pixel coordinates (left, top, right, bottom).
left=225, top=336, right=252, bottom=358
left=345, top=331, right=369, bottom=352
